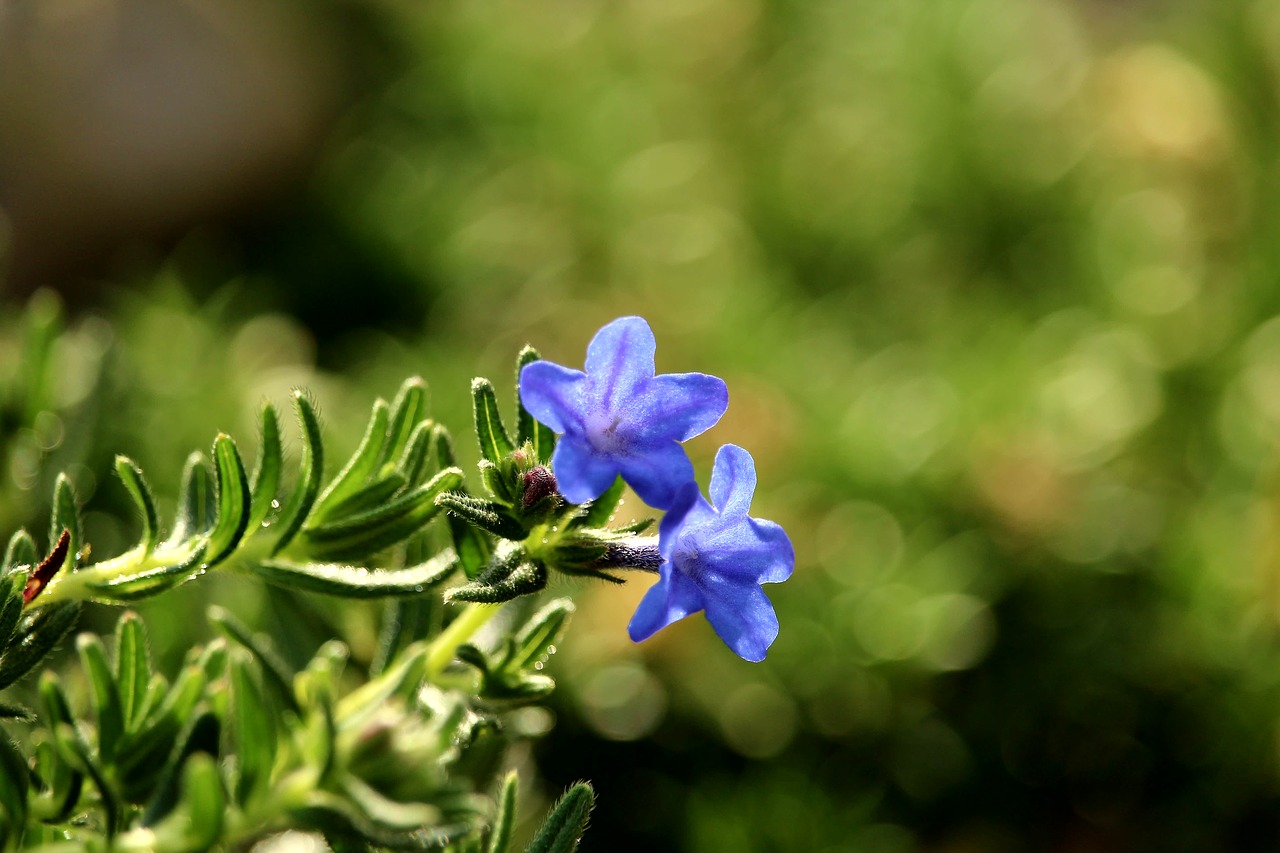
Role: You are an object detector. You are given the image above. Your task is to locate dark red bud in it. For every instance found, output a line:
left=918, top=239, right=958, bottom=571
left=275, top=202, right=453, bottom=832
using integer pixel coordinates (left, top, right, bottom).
left=520, top=466, right=558, bottom=510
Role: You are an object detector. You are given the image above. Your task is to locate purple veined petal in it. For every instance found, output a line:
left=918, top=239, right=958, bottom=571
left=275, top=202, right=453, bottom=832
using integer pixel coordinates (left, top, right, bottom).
left=695, top=518, right=794, bottom=585
left=709, top=444, right=756, bottom=518
left=550, top=436, right=623, bottom=504
left=628, top=568, right=705, bottom=643
left=584, top=317, right=656, bottom=413
left=519, top=361, right=587, bottom=435
left=702, top=583, right=780, bottom=663
left=618, top=441, right=697, bottom=511
left=746, top=519, right=794, bottom=584
left=639, top=373, right=729, bottom=442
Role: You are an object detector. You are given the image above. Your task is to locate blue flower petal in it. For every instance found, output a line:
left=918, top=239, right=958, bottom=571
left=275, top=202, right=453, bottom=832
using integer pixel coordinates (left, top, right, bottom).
left=641, top=373, right=729, bottom=442
left=518, top=361, right=586, bottom=436
left=619, top=442, right=697, bottom=510
left=627, top=567, right=704, bottom=643
left=584, top=317, right=656, bottom=412
left=709, top=444, right=756, bottom=518
left=550, top=436, right=624, bottom=504
left=703, top=583, right=780, bottom=663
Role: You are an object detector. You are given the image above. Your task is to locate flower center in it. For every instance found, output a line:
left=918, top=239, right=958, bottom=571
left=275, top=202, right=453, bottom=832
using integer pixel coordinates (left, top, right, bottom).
left=586, top=412, right=629, bottom=454
left=675, top=538, right=703, bottom=581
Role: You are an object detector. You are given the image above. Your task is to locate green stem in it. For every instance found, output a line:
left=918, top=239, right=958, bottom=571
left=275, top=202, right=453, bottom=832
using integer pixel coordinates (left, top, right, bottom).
left=425, top=603, right=502, bottom=679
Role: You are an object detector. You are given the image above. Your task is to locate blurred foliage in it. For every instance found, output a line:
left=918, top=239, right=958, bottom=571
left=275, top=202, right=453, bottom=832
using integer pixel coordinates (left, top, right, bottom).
left=9, top=0, right=1280, bottom=849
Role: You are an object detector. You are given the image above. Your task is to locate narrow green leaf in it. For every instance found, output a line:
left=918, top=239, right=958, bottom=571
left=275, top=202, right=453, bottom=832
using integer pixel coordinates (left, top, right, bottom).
left=311, top=398, right=391, bottom=524
left=522, top=783, right=594, bottom=853
left=114, top=612, right=151, bottom=732
left=205, top=434, right=251, bottom=566
left=230, top=653, right=277, bottom=805
left=48, top=474, right=81, bottom=570
left=300, top=467, right=464, bottom=562
left=0, top=576, right=26, bottom=649
left=30, top=738, right=83, bottom=824
left=380, top=377, right=429, bottom=471
left=372, top=597, right=440, bottom=676
left=516, top=347, right=556, bottom=464
left=0, top=701, right=33, bottom=721
left=450, top=514, right=493, bottom=581
left=76, top=633, right=124, bottom=761
left=472, top=378, right=515, bottom=464
left=508, top=599, right=574, bottom=673
left=55, top=721, right=120, bottom=837
left=574, top=476, right=625, bottom=529
left=322, top=473, right=408, bottom=520
left=486, top=770, right=519, bottom=853
left=398, top=420, right=435, bottom=487
left=446, top=561, right=547, bottom=604
left=437, top=492, right=527, bottom=540
left=434, top=422, right=458, bottom=470
left=247, top=402, right=284, bottom=533
left=0, top=603, right=81, bottom=690
left=250, top=549, right=459, bottom=599
left=115, top=456, right=160, bottom=557
left=0, top=731, right=29, bottom=842
left=3, top=530, right=36, bottom=575
left=170, top=452, right=216, bottom=544
left=179, top=753, right=225, bottom=849
left=208, top=607, right=298, bottom=713
left=271, top=391, right=325, bottom=556
left=82, top=546, right=206, bottom=602
left=141, top=711, right=220, bottom=826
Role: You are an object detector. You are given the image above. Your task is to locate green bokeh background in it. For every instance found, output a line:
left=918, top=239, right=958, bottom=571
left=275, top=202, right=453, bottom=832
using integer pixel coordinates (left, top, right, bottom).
left=5, top=0, right=1280, bottom=849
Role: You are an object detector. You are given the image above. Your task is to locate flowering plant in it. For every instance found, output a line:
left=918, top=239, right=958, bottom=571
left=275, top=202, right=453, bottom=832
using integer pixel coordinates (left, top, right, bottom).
left=0, top=309, right=791, bottom=851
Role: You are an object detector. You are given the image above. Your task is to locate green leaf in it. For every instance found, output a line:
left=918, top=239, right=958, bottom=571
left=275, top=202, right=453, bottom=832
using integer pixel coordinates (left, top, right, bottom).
left=115, top=456, right=160, bottom=557
left=0, top=732, right=28, bottom=847
left=54, top=721, right=119, bottom=838
left=398, top=420, right=435, bottom=487
left=322, top=473, right=409, bottom=520
left=311, top=398, right=391, bottom=524
left=434, top=422, right=458, bottom=470
left=30, top=738, right=82, bottom=825
left=206, top=434, right=252, bottom=566
left=76, top=633, right=124, bottom=761
left=114, top=612, right=151, bottom=733
left=508, top=599, right=574, bottom=673
left=176, top=753, right=225, bottom=850
left=271, top=391, right=325, bottom=556
left=437, top=492, right=527, bottom=541
left=300, top=467, right=464, bottom=562
left=209, top=607, right=298, bottom=713
left=472, top=378, right=515, bottom=464
left=0, top=603, right=81, bottom=690
left=170, top=452, right=216, bottom=544
left=516, top=347, right=556, bottom=464
left=380, top=376, right=429, bottom=471
left=3, top=530, right=35, bottom=575
left=446, top=561, right=547, bottom=604
left=81, top=546, right=206, bottom=602
left=249, top=549, right=459, bottom=599
left=450, top=513, right=493, bottom=581
left=48, top=474, right=81, bottom=570
left=486, top=770, right=519, bottom=853
left=229, top=653, right=277, bottom=806
left=0, top=701, right=33, bottom=721
left=141, top=711, right=221, bottom=825
left=522, top=783, right=594, bottom=853
left=0, top=575, right=26, bottom=649
left=372, top=597, right=440, bottom=677
left=247, top=402, right=284, bottom=533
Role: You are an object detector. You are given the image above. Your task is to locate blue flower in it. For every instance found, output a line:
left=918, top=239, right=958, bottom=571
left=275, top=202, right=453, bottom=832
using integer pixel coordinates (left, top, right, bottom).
left=519, top=316, right=728, bottom=510
left=628, top=444, right=793, bottom=662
